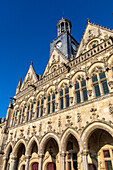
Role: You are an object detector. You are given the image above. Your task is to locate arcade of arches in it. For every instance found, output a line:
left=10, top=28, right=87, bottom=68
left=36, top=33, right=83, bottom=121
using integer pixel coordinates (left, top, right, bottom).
left=3, top=126, right=113, bottom=170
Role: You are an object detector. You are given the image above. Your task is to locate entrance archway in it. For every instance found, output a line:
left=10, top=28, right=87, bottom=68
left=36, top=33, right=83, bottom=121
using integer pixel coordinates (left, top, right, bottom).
left=87, top=128, right=113, bottom=169
left=64, top=134, right=79, bottom=170
left=15, top=143, right=25, bottom=170
left=42, top=137, right=59, bottom=170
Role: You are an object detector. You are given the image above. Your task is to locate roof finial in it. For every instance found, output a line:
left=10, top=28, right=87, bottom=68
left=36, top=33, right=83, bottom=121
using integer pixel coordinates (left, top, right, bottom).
left=30, top=61, right=33, bottom=65
left=87, top=18, right=90, bottom=24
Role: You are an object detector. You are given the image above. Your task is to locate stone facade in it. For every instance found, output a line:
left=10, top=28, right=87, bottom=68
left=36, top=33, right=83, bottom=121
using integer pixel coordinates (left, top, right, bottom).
left=0, top=18, right=113, bottom=170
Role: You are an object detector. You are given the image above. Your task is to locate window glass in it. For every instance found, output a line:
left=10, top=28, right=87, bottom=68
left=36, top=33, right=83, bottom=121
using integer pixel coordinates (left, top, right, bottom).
left=105, top=161, right=112, bottom=170
left=48, top=103, right=50, bottom=114
left=52, top=93, right=55, bottom=100
left=76, top=91, right=81, bottom=103
left=102, top=81, right=109, bottom=94
left=99, top=72, right=106, bottom=79
left=60, top=90, right=63, bottom=96
left=92, top=75, right=98, bottom=82
left=75, top=82, right=79, bottom=90
left=104, top=150, right=110, bottom=158
left=94, top=84, right=101, bottom=97
left=52, top=101, right=55, bottom=113
left=65, top=87, right=69, bottom=94
left=37, top=108, right=39, bottom=118
left=82, top=88, right=88, bottom=101
left=37, top=100, right=40, bottom=106
left=48, top=95, right=50, bottom=102
left=81, top=79, right=86, bottom=87
left=66, top=95, right=69, bottom=108
left=60, top=97, right=63, bottom=109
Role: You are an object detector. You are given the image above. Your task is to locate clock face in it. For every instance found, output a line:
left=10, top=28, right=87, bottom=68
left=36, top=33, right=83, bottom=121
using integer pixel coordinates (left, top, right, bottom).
left=71, top=42, right=77, bottom=51
left=56, top=41, right=62, bottom=49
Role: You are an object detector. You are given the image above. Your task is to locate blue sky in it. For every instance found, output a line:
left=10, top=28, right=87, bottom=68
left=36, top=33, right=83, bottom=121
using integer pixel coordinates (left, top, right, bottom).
left=0, top=0, right=113, bottom=118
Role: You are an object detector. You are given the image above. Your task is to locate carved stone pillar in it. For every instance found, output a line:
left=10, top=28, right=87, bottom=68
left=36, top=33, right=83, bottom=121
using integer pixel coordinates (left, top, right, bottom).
left=3, top=156, right=8, bottom=170
left=25, top=155, right=31, bottom=170
left=82, top=151, right=89, bottom=170
left=60, top=152, right=65, bottom=170
left=10, top=156, right=17, bottom=170
left=38, top=154, right=43, bottom=170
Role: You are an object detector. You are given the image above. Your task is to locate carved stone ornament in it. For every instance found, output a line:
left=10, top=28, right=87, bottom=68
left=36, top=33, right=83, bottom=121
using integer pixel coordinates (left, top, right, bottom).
left=77, top=113, right=81, bottom=123
left=109, top=103, right=113, bottom=114
left=55, top=103, right=58, bottom=109
left=65, top=115, right=73, bottom=127
left=69, top=97, right=73, bottom=105
left=87, top=90, right=92, bottom=97
left=39, top=123, right=42, bottom=132
left=108, top=81, right=113, bottom=89
left=90, top=107, right=98, bottom=120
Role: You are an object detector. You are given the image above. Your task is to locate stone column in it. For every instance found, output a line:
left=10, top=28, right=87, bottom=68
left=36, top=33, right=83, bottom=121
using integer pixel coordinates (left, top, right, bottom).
left=38, top=154, right=43, bottom=170
left=10, top=156, right=17, bottom=170
left=60, top=152, right=65, bottom=170
left=3, top=156, right=8, bottom=170
left=82, top=151, right=89, bottom=170
left=25, top=155, right=31, bottom=170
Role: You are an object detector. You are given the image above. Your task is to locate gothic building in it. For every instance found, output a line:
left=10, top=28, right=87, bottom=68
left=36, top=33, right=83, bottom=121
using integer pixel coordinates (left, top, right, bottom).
left=0, top=18, right=113, bottom=170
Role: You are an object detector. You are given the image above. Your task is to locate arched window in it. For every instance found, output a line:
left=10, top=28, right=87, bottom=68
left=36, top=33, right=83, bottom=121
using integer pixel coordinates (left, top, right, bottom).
left=12, top=111, right=15, bottom=126
left=27, top=104, right=30, bottom=121
left=47, top=91, right=55, bottom=114
left=60, top=85, right=69, bottom=110
left=30, top=103, right=34, bottom=120
left=75, top=76, right=88, bottom=104
left=21, top=107, right=25, bottom=123
left=92, top=67, right=109, bottom=97
left=36, top=97, right=44, bottom=118
left=18, top=109, right=22, bottom=124
left=26, top=103, right=34, bottom=121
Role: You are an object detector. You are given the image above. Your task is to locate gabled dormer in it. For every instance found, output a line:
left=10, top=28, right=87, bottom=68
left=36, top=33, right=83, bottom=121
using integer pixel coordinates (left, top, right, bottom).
left=76, top=19, right=113, bottom=57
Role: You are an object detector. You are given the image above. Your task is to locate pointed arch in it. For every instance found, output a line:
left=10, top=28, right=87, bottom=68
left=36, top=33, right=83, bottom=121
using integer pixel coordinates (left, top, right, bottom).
left=58, top=79, right=69, bottom=89
left=12, top=139, right=27, bottom=156
left=81, top=121, right=113, bottom=150
left=5, top=142, right=13, bottom=157
left=61, top=128, right=80, bottom=152
left=72, top=71, right=85, bottom=81
left=88, top=62, right=104, bottom=74
left=26, top=136, right=39, bottom=156
left=39, top=133, right=60, bottom=154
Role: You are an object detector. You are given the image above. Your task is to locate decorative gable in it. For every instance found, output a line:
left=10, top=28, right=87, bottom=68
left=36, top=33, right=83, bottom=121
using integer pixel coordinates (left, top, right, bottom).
left=76, top=20, right=113, bottom=57
left=42, top=46, right=69, bottom=77
left=20, top=62, right=38, bottom=91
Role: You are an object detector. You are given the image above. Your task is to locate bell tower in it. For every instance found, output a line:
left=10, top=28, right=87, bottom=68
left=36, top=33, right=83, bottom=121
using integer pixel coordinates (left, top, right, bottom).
left=57, top=18, right=72, bottom=36
left=50, top=18, right=79, bottom=60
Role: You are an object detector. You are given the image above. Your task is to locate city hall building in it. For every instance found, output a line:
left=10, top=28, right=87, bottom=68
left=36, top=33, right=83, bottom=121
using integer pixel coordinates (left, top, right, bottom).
left=0, top=18, right=113, bottom=170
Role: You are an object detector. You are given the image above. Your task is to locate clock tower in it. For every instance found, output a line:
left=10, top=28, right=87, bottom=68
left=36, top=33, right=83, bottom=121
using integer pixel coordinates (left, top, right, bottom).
left=50, top=18, right=79, bottom=60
